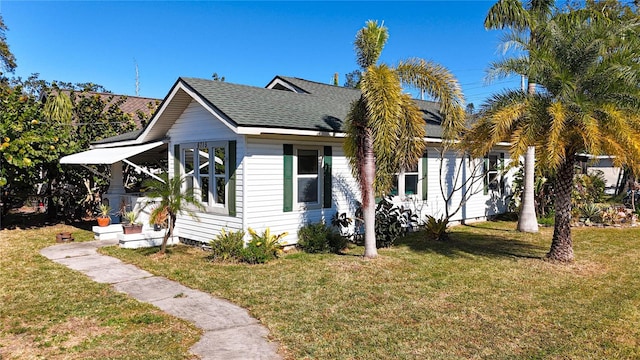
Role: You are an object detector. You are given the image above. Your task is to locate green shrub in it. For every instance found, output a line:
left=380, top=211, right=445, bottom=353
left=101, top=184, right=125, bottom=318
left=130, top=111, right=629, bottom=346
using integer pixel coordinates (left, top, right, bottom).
left=208, top=229, right=244, bottom=262
left=327, top=231, right=349, bottom=253
left=239, top=228, right=287, bottom=264
left=538, top=211, right=555, bottom=226
left=298, top=222, right=349, bottom=254
left=375, top=196, right=416, bottom=248
left=298, top=222, right=330, bottom=253
left=578, top=203, right=601, bottom=224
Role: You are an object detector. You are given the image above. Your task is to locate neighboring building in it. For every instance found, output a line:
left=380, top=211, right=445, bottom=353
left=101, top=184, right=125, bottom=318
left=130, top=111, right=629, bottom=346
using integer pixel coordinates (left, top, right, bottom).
left=61, top=76, right=514, bottom=246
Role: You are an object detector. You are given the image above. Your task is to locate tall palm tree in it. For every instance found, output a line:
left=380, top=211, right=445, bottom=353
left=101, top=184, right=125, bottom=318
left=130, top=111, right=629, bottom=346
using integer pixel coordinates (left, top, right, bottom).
left=142, top=173, right=204, bottom=254
left=484, top=0, right=555, bottom=233
left=466, top=8, right=640, bottom=262
left=344, top=21, right=465, bottom=258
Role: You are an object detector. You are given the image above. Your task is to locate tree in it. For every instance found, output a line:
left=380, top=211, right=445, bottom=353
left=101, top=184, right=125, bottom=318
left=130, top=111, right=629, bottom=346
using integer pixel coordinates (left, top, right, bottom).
left=0, top=15, right=16, bottom=74
left=343, top=70, right=361, bottom=88
left=142, top=173, right=204, bottom=254
left=466, top=7, right=640, bottom=262
left=344, top=20, right=465, bottom=258
left=484, top=0, right=556, bottom=233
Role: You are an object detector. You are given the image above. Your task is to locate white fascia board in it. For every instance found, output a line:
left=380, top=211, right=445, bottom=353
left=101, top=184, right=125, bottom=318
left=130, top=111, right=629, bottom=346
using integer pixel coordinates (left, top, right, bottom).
left=134, top=84, right=185, bottom=145
left=265, top=78, right=306, bottom=93
left=91, top=139, right=144, bottom=149
left=236, top=126, right=344, bottom=137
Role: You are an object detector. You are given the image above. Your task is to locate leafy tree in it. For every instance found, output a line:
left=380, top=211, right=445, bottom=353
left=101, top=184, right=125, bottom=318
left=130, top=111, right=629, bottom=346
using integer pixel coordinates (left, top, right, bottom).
left=0, top=79, right=75, bottom=220
left=465, top=6, right=640, bottom=262
left=343, top=70, right=361, bottom=88
left=0, top=15, right=16, bottom=74
left=142, top=173, right=204, bottom=254
left=344, top=20, right=465, bottom=258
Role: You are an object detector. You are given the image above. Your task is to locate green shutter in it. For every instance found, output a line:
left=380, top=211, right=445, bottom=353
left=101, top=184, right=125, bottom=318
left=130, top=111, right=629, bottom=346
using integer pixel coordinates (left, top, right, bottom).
left=323, top=146, right=332, bottom=208
left=499, top=152, right=505, bottom=195
left=283, top=144, right=293, bottom=212
left=173, top=144, right=180, bottom=179
left=228, top=141, right=237, bottom=217
left=483, top=156, right=489, bottom=195
left=421, top=150, right=428, bottom=201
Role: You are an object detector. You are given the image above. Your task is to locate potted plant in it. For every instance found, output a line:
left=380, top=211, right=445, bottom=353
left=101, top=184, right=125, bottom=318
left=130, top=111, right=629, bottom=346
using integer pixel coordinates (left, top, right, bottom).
left=122, top=210, right=143, bottom=234
left=97, top=203, right=112, bottom=227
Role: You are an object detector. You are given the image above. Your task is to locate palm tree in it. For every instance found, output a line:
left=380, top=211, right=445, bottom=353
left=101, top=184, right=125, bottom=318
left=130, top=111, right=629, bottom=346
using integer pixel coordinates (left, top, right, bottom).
left=142, top=173, right=204, bottom=254
left=466, top=8, right=640, bottom=262
left=344, top=20, right=465, bottom=258
left=484, top=0, right=555, bottom=233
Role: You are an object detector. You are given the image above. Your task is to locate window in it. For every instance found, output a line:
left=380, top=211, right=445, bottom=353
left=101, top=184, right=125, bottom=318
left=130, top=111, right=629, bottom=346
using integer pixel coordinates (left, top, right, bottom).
left=296, top=148, right=320, bottom=204
left=390, top=163, right=420, bottom=198
left=181, top=142, right=227, bottom=207
left=484, top=154, right=503, bottom=194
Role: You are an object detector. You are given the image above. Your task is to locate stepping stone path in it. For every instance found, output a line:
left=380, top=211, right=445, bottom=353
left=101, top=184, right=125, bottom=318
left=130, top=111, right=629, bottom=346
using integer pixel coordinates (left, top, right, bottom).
left=40, top=239, right=281, bottom=360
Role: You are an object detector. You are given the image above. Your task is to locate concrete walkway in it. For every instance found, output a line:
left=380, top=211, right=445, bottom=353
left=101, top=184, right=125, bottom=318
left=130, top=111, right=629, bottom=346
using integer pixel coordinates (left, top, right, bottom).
left=40, top=239, right=281, bottom=360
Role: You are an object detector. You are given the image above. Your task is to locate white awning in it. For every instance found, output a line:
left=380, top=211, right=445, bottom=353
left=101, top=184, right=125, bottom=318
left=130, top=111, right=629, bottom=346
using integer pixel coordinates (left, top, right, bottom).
left=60, top=141, right=164, bottom=165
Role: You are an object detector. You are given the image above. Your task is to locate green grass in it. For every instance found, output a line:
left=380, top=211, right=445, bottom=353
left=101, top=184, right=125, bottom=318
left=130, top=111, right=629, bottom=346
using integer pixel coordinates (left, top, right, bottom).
left=99, top=221, right=640, bottom=359
left=4, top=221, right=640, bottom=359
left=0, top=223, right=199, bottom=359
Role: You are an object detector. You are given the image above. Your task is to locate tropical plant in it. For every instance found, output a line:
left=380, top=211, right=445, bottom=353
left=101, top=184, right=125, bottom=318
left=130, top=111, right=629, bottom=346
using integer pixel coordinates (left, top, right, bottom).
left=344, top=20, right=465, bottom=258
left=208, top=228, right=245, bottom=262
left=122, top=210, right=140, bottom=225
left=97, top=203, right=111, bottom=218
left=466, top=6, right=640, bottom=261
left=484, top=0, right=556, bottom=234
left=142, top=173, right=204, bottom=254
left=239, top=228, right=287, bottom=264
left=374, top=196, right=418, bottom=248
left=424, top=215, right=449, bottom=241
left=578, top=203, right=601, bottom=225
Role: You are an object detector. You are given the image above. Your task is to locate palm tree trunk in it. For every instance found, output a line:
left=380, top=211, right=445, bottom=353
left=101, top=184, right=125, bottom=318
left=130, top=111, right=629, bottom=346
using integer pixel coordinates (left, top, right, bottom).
left=517, top=146, right=539, bottom=232
left=362, top=131, right=378, bottom=259
left=547, top=155, right=575, bottom=262
left=160, top=214, right=175, bottom=254
left=517, top=81, right=539, bottom=233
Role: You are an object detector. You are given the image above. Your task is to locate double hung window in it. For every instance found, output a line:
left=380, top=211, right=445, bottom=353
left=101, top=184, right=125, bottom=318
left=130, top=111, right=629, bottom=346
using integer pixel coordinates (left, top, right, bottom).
left=181, top=142, right=227, bottom=208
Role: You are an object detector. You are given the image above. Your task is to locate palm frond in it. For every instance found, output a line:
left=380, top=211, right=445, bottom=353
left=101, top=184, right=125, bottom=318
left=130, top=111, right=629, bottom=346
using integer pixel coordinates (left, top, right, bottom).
left=395, top=58, right=465, bottom=140
left=354, top=20, right=388, bottom=69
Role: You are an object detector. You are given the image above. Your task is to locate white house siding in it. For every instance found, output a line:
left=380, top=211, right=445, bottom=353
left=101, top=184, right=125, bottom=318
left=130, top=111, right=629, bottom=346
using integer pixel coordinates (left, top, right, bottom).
left=392, top=146, right=513, bottom=226
left=243, top=136, right=359, bottom=245
left=166, top=100, right=245, bottom=243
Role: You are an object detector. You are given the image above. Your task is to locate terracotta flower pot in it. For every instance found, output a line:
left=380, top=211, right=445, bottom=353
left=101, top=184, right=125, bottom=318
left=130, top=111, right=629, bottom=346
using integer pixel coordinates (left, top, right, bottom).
left=97, top=217, right=110, bottom=227
left=122, top=224, right=143, bottom=234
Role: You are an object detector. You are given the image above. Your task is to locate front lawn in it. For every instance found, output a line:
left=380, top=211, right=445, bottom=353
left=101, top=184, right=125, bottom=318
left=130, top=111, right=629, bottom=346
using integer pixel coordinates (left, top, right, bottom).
left=0, top=223, right=199, bottom=359
left=101, top=222, right=640, bottom=359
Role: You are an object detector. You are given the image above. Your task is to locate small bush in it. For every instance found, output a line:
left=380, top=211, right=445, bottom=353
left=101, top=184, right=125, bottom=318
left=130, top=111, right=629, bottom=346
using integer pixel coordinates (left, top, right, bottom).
left=208, top=229, right=244, bottom=262
left=375, top=196, right=416, bottom=248
left=298, top=222, right=330, bottom=253
left=327, top=231, right=349, bottom=253
left=298, top=222, right=348, bottom=254
left=538, top=211, right=555, bottom=226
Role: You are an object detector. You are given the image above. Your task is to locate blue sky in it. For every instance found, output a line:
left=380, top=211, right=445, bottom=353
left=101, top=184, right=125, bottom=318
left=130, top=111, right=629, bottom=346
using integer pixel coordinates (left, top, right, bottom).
left=3, top=1, right=520, bottom=107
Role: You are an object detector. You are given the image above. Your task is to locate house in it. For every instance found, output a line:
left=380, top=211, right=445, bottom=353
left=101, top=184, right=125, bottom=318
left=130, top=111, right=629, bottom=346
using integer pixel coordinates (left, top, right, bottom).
left=60, top=76, right=514, bottom=247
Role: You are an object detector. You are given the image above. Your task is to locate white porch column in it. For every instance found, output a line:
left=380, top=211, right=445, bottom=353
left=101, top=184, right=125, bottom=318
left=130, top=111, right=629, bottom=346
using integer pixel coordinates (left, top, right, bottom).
left=103, top=161, right=127, bottom=221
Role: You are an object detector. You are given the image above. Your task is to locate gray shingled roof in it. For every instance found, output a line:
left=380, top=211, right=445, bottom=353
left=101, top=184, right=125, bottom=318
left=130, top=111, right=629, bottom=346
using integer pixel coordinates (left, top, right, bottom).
left=181, top=76, right=445, bottom=136
left=94, top=75, right=447, bottom=145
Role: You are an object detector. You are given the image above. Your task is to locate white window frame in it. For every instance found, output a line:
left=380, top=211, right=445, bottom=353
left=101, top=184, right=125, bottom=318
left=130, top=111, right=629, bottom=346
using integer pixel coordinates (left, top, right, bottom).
left=293, top=146, right=322, bottom=209
left=390, top=162, right=422, bottom=200
left=180, top=141, right=229, bottom=212
left=485, top=153, right=502, bottom=194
